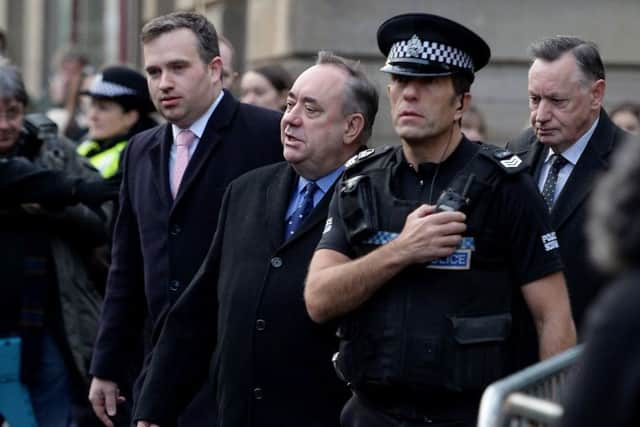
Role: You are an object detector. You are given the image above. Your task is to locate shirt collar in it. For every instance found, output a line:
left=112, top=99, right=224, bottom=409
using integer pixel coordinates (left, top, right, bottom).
left=297, top=166, right=345, bottom=196
left=171, top=90, right=225, bottom=141
left=545, top=117, right=599, bottom=165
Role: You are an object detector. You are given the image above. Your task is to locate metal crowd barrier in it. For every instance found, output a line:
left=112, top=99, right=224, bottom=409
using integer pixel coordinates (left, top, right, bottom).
left=477, top=345, right=583, bottom=427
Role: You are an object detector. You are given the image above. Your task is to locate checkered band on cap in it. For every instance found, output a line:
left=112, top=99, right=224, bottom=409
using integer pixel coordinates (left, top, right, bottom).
left=387, top=34, right=474, bottom=71
left=89, top=74, right=138, bottom=97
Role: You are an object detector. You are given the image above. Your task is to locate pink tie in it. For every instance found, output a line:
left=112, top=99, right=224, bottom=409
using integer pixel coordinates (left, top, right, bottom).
left=171, top=129, right=196, bottom=198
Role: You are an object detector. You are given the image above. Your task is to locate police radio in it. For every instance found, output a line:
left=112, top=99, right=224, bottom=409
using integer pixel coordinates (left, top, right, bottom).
left=435, top=174, right=475, bottom=213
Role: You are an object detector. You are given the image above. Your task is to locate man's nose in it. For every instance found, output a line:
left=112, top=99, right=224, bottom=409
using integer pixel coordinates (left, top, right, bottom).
left=158, top=72, right=173, bottom=90
left=401, top=80, right=419, bottom=100
left=282, top=109, right=302, bottom=127
left=536, top=100, right=552, bottom=122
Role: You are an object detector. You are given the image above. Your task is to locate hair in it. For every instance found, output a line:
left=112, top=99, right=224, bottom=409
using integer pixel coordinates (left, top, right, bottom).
left=588, top=137, right=640, bottom=273
left=0, top=62, right=28, bottom=107
left=315, top=51, right=379, bottom=143
left=529, top=36, right=605, bottom=85
left=141, top=11, right=219, bottom=64
left=451, top=72, right=473, bottom=97
left=253, top=64, right=293, bottom=93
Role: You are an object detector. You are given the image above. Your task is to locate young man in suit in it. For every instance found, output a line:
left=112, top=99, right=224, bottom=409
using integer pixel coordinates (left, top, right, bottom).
left=133, top=51, right=379, bottom=427
left=508, top=36, right=629, bottom=331
left=88, top=11, right=283, bottom=427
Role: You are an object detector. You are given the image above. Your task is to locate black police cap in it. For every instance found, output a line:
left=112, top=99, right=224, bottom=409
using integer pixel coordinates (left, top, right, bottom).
left=377, top=13, right=491, bottom=78
left=83, top=66, right=155, bottom=114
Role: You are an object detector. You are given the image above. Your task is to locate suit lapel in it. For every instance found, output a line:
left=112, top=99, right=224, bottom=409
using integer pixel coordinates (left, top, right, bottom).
left=172, top=91, right=238, bottom=208
left=148, top=124, right=174, bottom=200
left=551, top=111, right=617, bottom=229
left=265, top=166, right=297, bottom=250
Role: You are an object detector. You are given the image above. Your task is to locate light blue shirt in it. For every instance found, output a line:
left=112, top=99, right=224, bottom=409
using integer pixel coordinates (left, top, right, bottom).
left=284, top=166, right=344, bottom=228
left=537, top=118, right=599, bottom=205
left=168, top=90, right=225, bottom=183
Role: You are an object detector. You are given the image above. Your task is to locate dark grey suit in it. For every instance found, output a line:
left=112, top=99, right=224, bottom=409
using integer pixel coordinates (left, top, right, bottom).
left=508, top=109, right=627, bottom=330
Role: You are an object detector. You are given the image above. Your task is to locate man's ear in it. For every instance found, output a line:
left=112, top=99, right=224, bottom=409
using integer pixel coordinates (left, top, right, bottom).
left=454, top=92, right=472, bottom=122
left=344, top=113, right=365, bottom=145
left=591, top=79, right=606, bottom=110
left=208, top=57, right=224, bottom=83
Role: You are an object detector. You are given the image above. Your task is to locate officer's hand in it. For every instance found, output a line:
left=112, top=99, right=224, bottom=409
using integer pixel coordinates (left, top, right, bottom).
left=393, top=204, right=466, bottom=264
left=137, top=421, right=160, bottom=427
left=88, top=377, right=126, bottom=427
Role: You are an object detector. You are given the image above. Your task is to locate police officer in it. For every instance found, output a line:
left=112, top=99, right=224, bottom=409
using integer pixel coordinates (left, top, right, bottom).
left=304, top=13, right=576, bottom=427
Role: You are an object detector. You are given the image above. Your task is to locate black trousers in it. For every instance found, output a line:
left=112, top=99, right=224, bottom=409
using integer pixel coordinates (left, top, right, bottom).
left=340, top=393, right=477, bottom=427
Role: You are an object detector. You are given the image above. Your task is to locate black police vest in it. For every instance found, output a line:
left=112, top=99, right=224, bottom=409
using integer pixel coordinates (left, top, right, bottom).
left=334, top=144, right=526, bottom=393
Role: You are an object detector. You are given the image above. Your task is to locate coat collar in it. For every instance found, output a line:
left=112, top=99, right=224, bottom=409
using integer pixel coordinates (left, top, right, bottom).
left=550, top=109, right=618, bottom=228
left=148, top=90, right=240, bottom=207
left=265, top=165, right=340, bottom=250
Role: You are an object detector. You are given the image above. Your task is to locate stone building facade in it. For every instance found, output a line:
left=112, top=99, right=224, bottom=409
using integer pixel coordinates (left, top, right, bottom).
left=1, top=0, right=639, bottom=144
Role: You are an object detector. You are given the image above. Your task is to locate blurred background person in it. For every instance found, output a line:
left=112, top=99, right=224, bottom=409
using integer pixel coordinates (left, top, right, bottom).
left=240, top=63, right=293, bottom=111
left=461, top=103, right=488, bottom=141
left=610, top=102, right=640, bottom=135
left=561, top=136, right=640, bottom=427
left=77, top=65, right=157, bottom=182
left=219, top=35, right=239, bottom=91
left=0, top=61, right=109, bottom=427
left=45, top=47, right=94, bottom=141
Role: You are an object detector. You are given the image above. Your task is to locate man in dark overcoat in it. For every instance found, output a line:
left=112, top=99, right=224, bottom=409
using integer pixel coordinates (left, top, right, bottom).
left=133, top=51, right=379, bottom=427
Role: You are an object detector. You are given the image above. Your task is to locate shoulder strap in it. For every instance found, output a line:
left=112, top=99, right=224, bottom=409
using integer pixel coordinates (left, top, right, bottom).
left=344, top=145, right=395, bottom=172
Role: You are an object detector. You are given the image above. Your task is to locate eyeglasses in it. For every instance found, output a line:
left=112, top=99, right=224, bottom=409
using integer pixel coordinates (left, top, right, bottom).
left=0, top=105, right=24, bottom=121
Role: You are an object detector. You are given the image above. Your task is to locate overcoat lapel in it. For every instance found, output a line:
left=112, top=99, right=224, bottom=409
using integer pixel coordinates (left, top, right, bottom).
left=265, top=166, right=297, bottom=250
left=171, top=91, right=238, bottom=210
left=148, top=124, right=173, bottom=201
left=551, top=112, right=616, bottom=229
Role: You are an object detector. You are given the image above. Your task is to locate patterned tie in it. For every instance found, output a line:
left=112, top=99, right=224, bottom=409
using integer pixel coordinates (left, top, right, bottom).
left=171, top=129, right=196, bottom=198
left=285, top=181, right=319, bottom=239
left=541, top=154, right=568, bottom=210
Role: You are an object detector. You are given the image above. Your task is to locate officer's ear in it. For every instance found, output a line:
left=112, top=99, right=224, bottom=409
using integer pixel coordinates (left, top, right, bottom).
left=454, top=92, right=472, bottom=122
left=344, top=112, right=365, bottom=145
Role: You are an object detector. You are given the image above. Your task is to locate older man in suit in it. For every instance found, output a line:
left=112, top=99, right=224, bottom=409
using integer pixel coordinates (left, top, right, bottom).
left=132, top=51, right=379, bottom=427
left=87, top=11, right=283, bottom=427
left=509, top=36, right=629, bottom=333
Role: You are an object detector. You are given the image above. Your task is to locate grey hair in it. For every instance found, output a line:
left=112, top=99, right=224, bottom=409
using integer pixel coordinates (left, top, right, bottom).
left=141, top=11, right=219, bottom=64
left=588, top=136, right=640, bottom=273
left=315, top=50, right=379, bottom=143
left=0, top=62, right=28, bottom=106
left=529, top=36, right=605, bottom=85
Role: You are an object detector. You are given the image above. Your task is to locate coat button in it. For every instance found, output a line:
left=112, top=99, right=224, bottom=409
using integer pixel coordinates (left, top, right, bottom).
left=270, top=257, right=283, bottom=268
left=170, top=224, right=181, bottom=236
left=253, top=387, right=263, bottom=400
left=256, top=319, right=266, bottom=331
left=168, top=280, right=180, bottom=291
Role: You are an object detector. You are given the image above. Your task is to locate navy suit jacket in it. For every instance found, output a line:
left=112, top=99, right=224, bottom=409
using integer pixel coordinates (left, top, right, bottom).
left=134, top=162, right=349, bottom=427
left=90, top=92, right=283, bottom=404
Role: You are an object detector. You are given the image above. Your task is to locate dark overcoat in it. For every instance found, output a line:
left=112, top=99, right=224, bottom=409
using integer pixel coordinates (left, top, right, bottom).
left=90, top=91, right=284, bottom=422
left=135, top=162, right=349, bottom=427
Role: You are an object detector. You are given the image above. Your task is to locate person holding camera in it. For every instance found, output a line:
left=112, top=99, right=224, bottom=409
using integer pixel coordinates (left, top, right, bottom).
left=303, top=13, right=576, bottom=426
left=0, top=61, right=109, bottom=427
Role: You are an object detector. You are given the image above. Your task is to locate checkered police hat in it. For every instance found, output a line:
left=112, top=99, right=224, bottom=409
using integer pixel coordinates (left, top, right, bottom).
left=83, top=66, right=155, bottom=113
left=377, top=13, right=491, bottom=79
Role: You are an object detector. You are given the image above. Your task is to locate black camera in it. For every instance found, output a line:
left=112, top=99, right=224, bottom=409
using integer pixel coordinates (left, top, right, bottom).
left=19, top=113, right=59, bottom=159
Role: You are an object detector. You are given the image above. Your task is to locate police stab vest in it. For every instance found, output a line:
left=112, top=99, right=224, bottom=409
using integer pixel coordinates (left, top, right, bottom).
left=334, top=143, right=526, bottom=393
